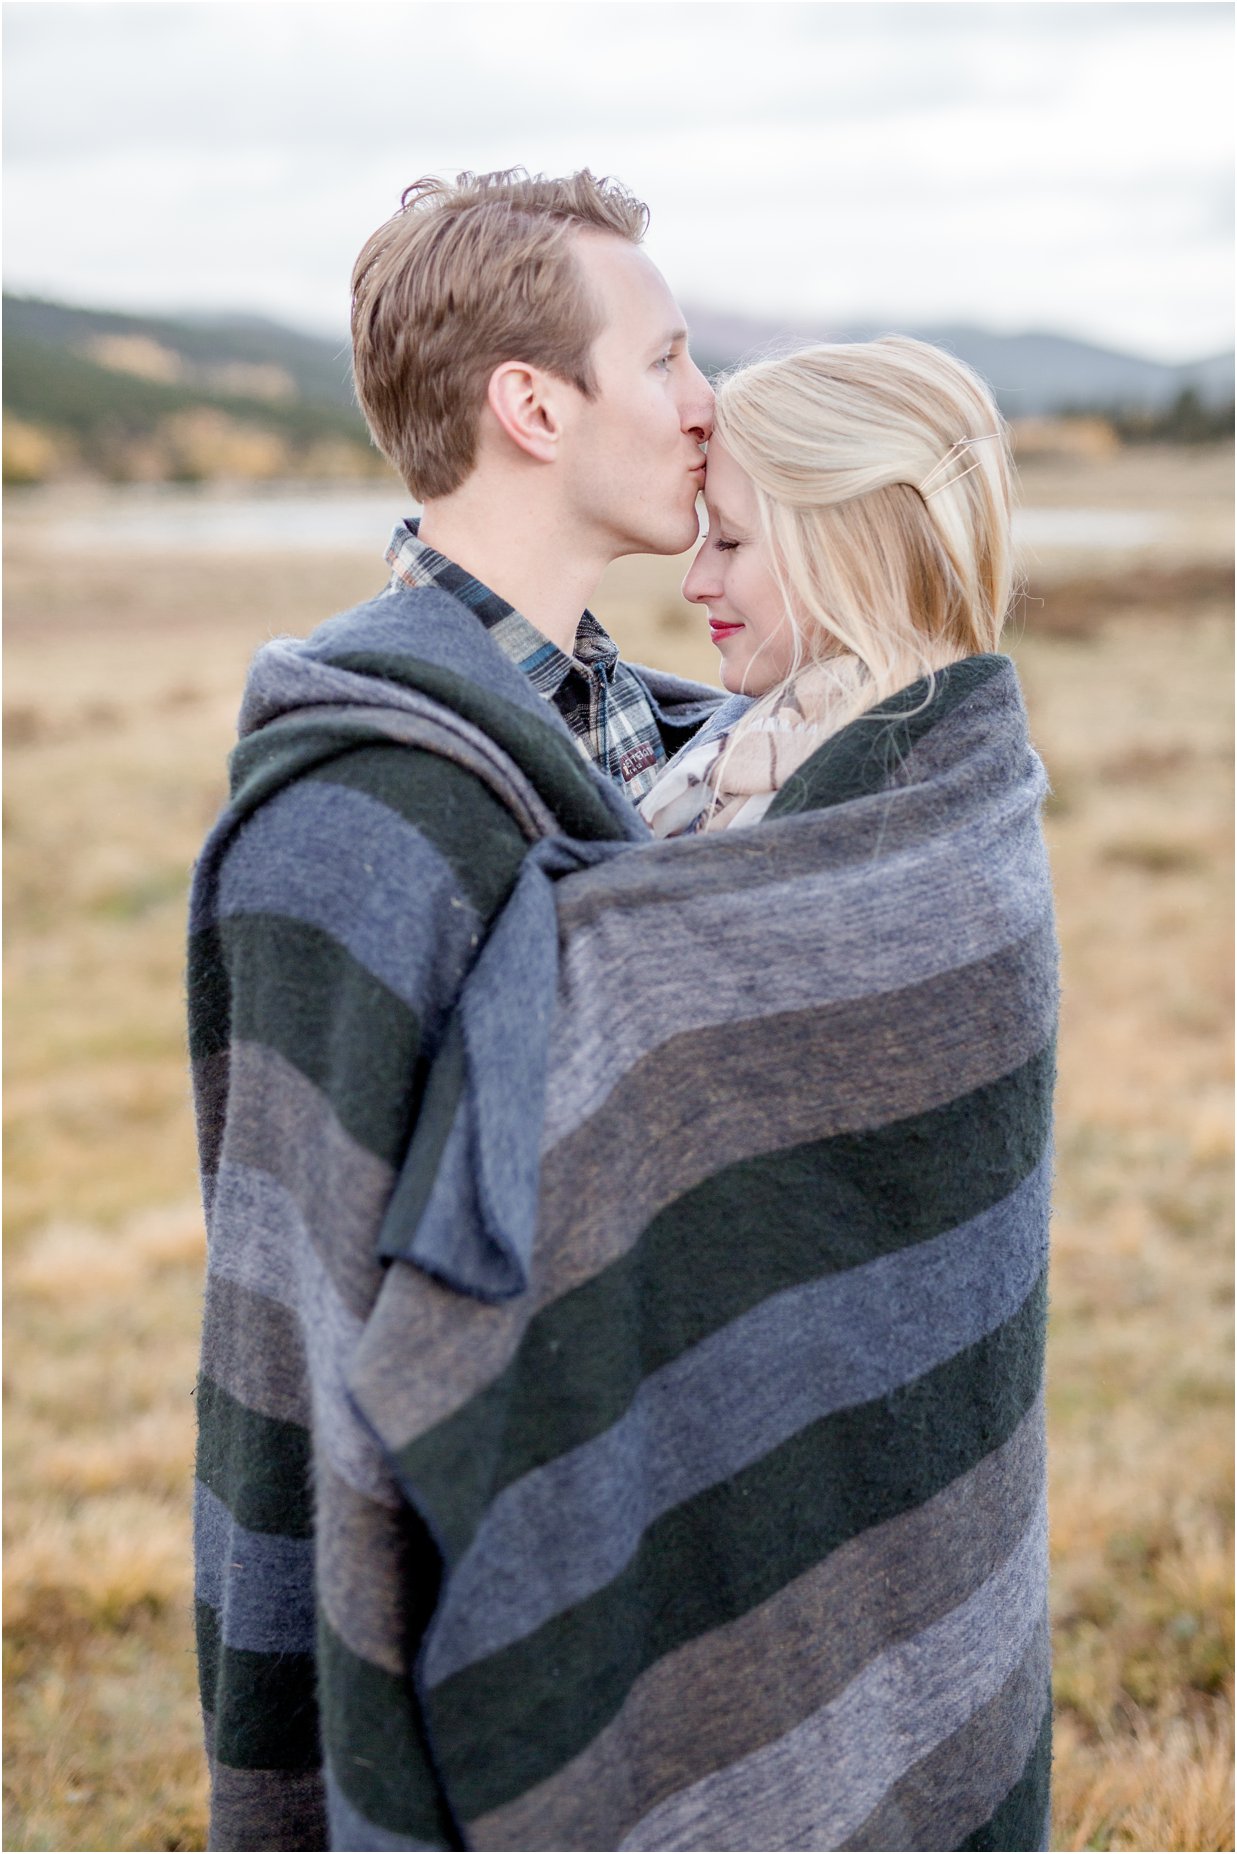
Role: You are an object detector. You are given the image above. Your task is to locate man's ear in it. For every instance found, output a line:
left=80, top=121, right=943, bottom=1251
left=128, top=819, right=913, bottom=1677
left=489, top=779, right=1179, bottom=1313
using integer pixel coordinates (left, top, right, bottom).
left=486, top=361, right=569, bottom=465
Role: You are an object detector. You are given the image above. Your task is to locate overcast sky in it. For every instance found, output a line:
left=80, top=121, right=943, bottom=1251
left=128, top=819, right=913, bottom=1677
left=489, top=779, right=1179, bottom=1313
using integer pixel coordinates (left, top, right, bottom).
left=3, top=0, right=1232, bottom=362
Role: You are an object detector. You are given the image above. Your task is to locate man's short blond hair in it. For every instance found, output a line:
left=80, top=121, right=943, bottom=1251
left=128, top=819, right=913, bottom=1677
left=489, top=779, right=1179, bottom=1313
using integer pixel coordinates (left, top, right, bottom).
left=351, top=168, right=649, bottom=500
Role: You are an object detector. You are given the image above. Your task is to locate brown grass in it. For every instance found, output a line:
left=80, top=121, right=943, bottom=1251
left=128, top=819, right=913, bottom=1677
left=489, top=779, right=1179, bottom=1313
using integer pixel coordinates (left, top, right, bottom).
left=4, top=449, right=1232, bottom=1851
left=1020, top=562, right=1235, bottom=639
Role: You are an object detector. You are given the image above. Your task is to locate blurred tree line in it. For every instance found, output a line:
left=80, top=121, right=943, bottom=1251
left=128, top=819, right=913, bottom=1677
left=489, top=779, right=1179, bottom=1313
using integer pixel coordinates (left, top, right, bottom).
left=1070, top=387, right=1236, bottom=445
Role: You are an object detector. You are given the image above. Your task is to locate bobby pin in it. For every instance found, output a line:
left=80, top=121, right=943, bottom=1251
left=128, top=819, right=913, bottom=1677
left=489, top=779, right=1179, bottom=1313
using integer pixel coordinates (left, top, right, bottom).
left=920, top=433, right=1001, bottom=498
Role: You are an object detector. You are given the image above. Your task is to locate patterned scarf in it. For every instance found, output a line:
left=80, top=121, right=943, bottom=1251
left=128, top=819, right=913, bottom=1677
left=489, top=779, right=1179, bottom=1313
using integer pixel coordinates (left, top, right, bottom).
left=640, top=665, right=847, bottom=837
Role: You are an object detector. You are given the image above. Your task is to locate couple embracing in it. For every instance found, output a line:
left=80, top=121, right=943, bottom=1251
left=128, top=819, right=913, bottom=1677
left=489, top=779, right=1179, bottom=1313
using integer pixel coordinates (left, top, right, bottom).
left=190, top=169, right=1057, bottom=1853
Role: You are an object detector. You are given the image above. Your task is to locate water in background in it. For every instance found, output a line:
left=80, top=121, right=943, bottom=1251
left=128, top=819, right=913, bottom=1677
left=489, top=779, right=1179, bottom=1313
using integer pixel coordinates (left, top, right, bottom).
left=12, top=483, right=412, bottom=553
left=8, top=482, right=1171, bottom=555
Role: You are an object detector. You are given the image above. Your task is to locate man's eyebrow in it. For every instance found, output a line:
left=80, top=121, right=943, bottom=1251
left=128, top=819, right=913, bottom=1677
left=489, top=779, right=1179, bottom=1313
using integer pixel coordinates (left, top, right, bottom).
left=653, top=326, right=688, bottom=351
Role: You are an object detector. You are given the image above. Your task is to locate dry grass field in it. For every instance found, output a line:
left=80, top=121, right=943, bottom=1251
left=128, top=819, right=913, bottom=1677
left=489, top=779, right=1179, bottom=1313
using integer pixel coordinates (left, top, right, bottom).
left=4, top=444, right=1233, bottom=1852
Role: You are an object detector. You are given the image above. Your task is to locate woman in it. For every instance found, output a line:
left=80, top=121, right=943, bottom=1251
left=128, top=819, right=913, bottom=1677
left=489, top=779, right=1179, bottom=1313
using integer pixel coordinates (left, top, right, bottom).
left=641, top=335, right=1016, bottom=839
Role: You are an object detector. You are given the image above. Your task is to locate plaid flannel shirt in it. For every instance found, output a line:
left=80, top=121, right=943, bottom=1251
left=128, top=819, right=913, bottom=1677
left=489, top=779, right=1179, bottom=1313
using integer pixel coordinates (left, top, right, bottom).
left=385, top=519, right=667, bottom=800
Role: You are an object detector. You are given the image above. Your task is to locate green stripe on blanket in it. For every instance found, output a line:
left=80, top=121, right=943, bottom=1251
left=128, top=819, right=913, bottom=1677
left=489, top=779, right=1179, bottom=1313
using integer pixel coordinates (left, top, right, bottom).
left=328, top=651, right=638, bottom=843
left=195, top=915, right=425, bottom=1167
left=317, top=1618, right=459, bottom=1848
left=196, top=1374, right=313, bottom=1538
left=306, top=747, right=528, bottom=914
left=197, top=1600, right=320, bottom=1769
left=767, top=651, right=1006, bottom=817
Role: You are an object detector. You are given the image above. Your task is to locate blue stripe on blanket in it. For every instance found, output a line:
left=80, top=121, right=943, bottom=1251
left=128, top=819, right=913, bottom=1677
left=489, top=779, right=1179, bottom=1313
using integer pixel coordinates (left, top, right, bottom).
left=195, top=1480, right=316, bottom=1655
left=212, top=780, right=482, bottom=1011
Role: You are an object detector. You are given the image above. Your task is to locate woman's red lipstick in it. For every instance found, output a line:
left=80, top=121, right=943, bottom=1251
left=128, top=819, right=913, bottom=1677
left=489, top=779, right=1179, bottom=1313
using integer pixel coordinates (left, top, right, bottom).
left=708, top=618, right=744, bottom=641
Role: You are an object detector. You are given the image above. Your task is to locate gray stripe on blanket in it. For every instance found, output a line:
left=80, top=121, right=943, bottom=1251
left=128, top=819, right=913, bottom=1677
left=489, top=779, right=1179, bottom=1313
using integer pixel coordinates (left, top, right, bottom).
left=201, top=1269, right=311, bottom=1428
left=326, top=1770, right=443, bottom=1852
left=345, top=1251, right=543, bottom=1478
left=195, top=1479, right=316, bottom=1654
left=210, top=1041, right=394, bottom=1320
left=617, top=1506, right=1049, bottom=1851
left=547, top=817, right=1051, bottom=1145
left=208, top=1159, right=400, bottom=1508
left=468, top=1397, right=1044, bottom=1851
left=316, top=1454, right=419, bottom=1678
left=214, top=778, right=483, bottom=1013
left=840, top=1618, right=1052, bottom=1851
left=193, top=1047, right=230, bottom=1199
left=208, top=1759, right=328, bottom=1853
left=357, top=927, right=1055, bottom=1462
left=425, top=1157, right=1050, bottom=1685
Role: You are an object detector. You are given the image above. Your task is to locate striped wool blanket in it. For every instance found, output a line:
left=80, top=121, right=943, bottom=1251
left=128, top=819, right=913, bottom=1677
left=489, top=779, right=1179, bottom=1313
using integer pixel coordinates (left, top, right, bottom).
left=191, top=588, right=1057, bottom=1852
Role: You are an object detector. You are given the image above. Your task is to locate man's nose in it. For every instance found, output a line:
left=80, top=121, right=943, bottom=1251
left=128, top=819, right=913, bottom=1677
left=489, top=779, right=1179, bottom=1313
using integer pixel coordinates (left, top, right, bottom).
left=682, top=359, right=714, bottom=441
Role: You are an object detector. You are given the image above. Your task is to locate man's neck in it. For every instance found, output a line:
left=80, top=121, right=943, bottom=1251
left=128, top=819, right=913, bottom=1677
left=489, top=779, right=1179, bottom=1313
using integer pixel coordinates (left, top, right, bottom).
left=418, top=490, right=608, bottom=657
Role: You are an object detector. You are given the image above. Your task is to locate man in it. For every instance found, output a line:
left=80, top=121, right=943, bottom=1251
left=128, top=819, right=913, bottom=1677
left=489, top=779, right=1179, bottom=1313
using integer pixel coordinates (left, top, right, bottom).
left=355, top=167, right=714, bottom=797
left=190, top=169, right=717, bottom=1850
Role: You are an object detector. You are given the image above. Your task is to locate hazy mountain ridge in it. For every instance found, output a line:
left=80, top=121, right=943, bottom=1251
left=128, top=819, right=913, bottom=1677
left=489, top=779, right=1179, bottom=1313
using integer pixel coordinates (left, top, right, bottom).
left=682, top=305, right=1235, bottom=415
left=3, top=291, right=1231, bottom=484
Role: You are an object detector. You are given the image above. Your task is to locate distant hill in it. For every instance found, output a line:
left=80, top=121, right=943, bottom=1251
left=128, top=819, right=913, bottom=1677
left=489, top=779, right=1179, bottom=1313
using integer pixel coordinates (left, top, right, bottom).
left=4, top=291, right=1232, bottom=485
left=4, top=295, right=361, bottom=406
left=683, top=306, right=1235, bottom=417
left=2, top=294, right=389, bottom=484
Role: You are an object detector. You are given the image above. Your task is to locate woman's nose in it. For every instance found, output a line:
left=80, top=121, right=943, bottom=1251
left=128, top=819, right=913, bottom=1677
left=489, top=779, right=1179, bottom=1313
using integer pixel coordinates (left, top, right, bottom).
left=681, top=543, right=716, bottom=605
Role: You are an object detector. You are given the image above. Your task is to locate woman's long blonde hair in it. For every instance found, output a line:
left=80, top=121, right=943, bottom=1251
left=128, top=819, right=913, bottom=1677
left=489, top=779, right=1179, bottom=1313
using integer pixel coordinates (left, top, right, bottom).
left=712, top=335, right=1015, bottom=737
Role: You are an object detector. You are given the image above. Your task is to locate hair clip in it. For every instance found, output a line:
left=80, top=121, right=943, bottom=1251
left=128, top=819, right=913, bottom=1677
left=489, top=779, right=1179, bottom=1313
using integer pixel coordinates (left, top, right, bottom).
left=920, top=433, right=1001, bottom=498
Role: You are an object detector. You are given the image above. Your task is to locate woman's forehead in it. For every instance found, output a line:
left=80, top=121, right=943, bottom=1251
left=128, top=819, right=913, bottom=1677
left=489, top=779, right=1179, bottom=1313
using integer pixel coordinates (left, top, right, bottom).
left=702, top=442, right=756, bottom=527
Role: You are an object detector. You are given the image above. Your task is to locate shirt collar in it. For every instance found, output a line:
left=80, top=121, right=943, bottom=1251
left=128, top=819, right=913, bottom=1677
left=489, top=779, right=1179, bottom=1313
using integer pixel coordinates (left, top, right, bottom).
left=385, top=517, right=619, bottom=696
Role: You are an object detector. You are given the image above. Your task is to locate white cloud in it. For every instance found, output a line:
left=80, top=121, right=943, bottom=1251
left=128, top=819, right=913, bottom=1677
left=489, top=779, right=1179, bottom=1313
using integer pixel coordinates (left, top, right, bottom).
left=2, top=0, right=1231, bottom=359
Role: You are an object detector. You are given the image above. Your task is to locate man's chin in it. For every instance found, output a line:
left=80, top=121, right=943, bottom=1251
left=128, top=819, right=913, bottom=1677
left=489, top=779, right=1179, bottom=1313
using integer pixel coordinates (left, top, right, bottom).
left=630, top=512, right=701, bottom=559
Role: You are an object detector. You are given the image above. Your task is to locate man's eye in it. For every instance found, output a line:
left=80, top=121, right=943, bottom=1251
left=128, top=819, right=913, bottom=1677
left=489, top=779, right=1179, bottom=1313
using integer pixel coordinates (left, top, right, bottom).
left=655, top=351, right=675, bottom=371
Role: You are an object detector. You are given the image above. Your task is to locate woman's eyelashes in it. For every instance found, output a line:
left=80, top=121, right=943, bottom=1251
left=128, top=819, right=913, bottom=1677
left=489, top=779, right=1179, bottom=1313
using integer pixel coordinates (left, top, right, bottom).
left=700, top=512, right=742, bottom=550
